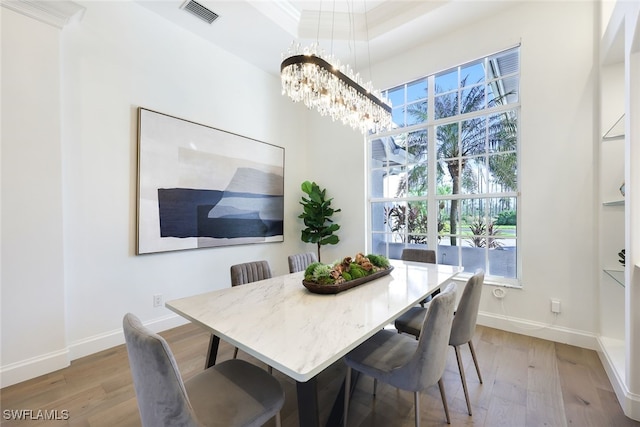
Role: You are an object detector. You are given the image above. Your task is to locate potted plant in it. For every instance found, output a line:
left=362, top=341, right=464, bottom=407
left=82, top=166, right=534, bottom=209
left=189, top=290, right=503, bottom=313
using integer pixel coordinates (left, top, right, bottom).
left=298, top=181, right=341, bottom=262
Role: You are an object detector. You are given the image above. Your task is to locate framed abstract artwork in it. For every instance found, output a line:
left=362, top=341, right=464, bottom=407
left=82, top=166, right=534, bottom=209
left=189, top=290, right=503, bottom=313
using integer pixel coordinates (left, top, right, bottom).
left=136, top=108, right=284, bottom=254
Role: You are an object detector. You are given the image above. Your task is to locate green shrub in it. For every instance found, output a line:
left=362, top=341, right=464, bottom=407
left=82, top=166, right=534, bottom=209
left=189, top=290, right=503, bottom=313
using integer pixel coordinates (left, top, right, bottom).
left=495, top=210, right=517, bottom=226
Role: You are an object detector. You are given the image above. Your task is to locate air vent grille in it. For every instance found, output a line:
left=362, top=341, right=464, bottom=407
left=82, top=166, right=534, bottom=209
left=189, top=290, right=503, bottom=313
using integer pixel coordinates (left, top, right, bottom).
left=181, top=0, right=219, bottom=24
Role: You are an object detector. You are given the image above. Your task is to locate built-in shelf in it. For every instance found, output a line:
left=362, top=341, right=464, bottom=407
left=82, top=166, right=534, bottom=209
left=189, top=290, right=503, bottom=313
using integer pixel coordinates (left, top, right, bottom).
left=604, top=269, right=625, bottom=287
left=603, top=200, right=625, bottom=206
left=603, top=114, right=625, bottom=141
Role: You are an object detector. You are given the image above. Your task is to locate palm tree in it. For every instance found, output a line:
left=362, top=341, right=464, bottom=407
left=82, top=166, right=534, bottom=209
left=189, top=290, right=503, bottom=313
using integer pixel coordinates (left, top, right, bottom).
left=405, top=76, right=517, bottom=246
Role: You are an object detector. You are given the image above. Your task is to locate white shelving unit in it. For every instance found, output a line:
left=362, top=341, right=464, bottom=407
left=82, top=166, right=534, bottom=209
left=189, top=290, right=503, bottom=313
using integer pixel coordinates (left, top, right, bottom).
left=603, top=268, right=624, bottom=287
left=598, top=2, right=640, bottom=421
left=603, top=114, right=625, bottom=140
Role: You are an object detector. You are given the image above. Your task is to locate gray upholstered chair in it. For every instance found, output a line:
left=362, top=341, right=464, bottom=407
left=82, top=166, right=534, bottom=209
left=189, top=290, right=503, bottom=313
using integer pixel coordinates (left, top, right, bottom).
left=401, top=248, right=436, bottom=264
left=343, top=283, right=457, bottom=427
left=288, top=252, right=318, bottom=273
left=401, top=248, right=437, bottom=306
left=230, top=260, right=272, bottom=288
left=230, top=261, right=272, bottom=366
left=394, top=270, right=485, bottom=416
left=123, top=313, right=284, bottom=427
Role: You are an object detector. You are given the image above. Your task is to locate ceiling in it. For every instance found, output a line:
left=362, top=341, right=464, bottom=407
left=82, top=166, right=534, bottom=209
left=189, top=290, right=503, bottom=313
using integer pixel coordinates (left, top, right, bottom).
left=136, top=0, right=517, bottom=76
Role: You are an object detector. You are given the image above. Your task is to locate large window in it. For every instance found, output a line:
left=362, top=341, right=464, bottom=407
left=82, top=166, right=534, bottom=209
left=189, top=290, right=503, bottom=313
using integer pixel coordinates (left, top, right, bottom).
left=368, top=47, right=520, bottom=283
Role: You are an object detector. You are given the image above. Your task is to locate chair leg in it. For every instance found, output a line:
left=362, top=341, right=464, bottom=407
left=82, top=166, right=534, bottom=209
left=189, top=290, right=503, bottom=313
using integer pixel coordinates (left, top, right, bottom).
left=268, top=365, right=273, bottom=375
left=454, top=345, right=472, bottom=416
left=414, top=391, right=420, bottom=427
left=437, top=378, right=451, bottom=424
left=233, top=347, right=239, bottom=359
left=373, top=378, right=377, bottom=396
left=344, top=366, right=351, bottom=427
left=275, top=411, right=282, bottom=427
left=468, top=341, right=483, bottom=384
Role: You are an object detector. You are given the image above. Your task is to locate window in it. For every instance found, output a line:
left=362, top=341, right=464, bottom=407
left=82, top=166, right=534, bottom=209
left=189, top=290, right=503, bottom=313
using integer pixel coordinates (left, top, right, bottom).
left=368, top=47, right=520, bottom=283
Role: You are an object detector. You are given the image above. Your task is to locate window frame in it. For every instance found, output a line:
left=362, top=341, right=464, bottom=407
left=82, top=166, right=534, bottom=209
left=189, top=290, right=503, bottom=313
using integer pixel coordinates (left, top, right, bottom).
left=366, top=47, right=522, bottom=287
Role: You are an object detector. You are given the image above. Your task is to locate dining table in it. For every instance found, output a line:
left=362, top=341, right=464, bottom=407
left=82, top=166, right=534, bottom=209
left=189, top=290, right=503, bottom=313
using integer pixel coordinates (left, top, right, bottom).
left=165, top=258, right=462, bottom=427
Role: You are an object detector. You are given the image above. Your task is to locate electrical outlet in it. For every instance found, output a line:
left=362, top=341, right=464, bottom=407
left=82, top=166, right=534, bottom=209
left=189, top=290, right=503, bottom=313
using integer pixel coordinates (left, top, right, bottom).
left=153, top=294, right=163, bottom=308
left=492, top=288, right=506, bottom=299
left=551, top=299, right=561, bottom=314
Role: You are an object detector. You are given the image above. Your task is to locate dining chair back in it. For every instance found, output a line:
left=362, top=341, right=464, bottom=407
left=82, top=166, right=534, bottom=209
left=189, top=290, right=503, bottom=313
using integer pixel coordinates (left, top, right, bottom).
left=343, top=282, right=457, bottom=427
left=449, top=270, right=484, bottom=415
left=288, top=252, right=318, bottom=273
left=394, top=270, right=485, bottom=415
left=123, top=313, right=284, bottom=427
left=450, top=270, right=484, bottom=348
left=229, top=260, right=273, bottom=368
left=401, top=248, right=437, bottom=306
left=230, top=260, right=272, bottom=286
left=401, top=248, right=436, bottom=264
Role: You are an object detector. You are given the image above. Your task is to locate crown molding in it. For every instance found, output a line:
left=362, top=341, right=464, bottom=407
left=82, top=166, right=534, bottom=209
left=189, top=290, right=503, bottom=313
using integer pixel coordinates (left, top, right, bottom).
left=247, top=0, right=300, bottom=37
left=1, top=0, right=85, bottom=29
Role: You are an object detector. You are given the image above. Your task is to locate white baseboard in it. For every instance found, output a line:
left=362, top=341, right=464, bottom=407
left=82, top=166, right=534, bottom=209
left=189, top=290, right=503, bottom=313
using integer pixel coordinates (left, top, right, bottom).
left=597, top=336, right=640, bottom=421
left=0, top=314, right=188, bottom=388
left=477, top=311, right=599, bottom=350
left=67, top=314, right=187, bottom=360
left=0, top=349, right=69, bottom=389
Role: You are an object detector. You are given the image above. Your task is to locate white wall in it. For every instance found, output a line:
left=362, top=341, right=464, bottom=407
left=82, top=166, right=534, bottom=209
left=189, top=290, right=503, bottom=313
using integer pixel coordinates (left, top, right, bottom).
left=370, top=1, right=601, bottom=346
left=305, top=113, right=367, bottom=263
left=1, top=8, right=68, bottom=385
left=1, top=1, right=309, bottom=386
left=59, top=0, right=311, bottom=355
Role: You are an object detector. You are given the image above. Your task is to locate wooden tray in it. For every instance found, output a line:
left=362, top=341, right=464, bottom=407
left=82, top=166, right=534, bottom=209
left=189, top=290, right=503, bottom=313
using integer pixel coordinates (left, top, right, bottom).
left=302, top=266, right=394, bottom=295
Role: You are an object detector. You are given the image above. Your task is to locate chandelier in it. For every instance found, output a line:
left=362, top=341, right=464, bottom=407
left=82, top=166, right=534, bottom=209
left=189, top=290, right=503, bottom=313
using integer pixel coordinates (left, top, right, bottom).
left=280, top=41, right=392, bottom=134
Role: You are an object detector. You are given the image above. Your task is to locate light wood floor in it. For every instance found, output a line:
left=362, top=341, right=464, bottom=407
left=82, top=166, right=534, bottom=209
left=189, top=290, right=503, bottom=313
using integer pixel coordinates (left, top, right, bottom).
left=1, top=323, right=638, bottom=427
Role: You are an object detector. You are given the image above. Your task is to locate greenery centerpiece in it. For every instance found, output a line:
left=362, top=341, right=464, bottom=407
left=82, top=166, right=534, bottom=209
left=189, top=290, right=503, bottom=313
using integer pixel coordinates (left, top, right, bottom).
left=298, top=181, right=341, bottom=262
left=302, top=253, right=392, bottom=294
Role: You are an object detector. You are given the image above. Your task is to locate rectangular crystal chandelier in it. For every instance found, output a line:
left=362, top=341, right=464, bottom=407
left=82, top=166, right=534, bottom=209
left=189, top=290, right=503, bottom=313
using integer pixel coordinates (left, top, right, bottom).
left=281, top=42, right=392, bottom=135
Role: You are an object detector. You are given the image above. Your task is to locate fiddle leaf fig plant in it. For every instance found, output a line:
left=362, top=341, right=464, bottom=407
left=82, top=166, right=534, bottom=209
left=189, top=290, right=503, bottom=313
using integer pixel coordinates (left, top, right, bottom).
left=299, top=181, right=341, bottom=262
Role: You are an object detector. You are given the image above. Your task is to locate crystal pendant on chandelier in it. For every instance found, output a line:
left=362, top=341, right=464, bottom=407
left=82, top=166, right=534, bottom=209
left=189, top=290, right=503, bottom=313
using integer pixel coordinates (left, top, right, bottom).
left=280, top=42, right=392, bottom=134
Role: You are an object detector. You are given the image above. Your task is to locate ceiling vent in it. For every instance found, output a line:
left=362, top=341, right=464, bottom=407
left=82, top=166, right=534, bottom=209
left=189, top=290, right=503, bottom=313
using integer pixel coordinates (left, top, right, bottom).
left=180, top=0, right=219, bottom=25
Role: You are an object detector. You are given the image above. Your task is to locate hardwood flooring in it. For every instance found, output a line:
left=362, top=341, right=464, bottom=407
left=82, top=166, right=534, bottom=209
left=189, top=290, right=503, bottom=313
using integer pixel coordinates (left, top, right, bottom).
left=1, top=324, right=637, bottom=427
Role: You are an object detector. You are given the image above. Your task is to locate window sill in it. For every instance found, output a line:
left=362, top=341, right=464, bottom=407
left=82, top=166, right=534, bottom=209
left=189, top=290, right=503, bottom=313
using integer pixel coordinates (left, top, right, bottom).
left=452, top=271, right=522, bottom=289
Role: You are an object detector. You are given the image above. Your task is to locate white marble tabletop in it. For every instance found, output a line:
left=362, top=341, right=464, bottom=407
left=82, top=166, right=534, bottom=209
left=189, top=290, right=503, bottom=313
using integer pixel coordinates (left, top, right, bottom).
left=166, top=259, right=462, bottom=382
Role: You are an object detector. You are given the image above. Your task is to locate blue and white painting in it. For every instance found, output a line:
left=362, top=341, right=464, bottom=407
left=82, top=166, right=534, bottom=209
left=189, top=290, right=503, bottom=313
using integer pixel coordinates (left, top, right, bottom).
left=137, top=108, right=284, bottom=254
